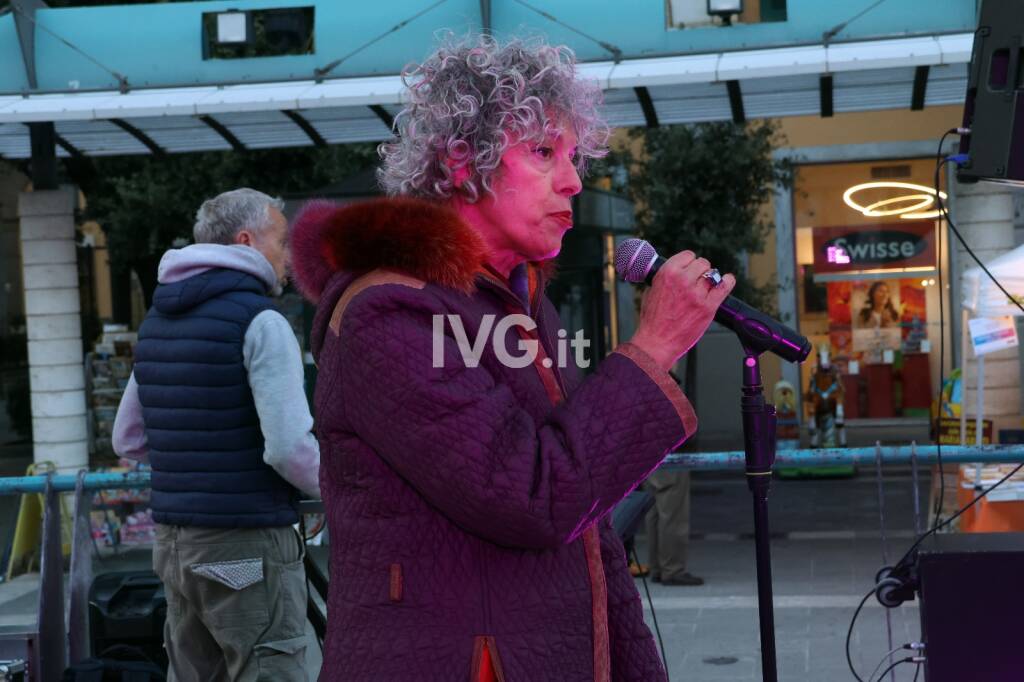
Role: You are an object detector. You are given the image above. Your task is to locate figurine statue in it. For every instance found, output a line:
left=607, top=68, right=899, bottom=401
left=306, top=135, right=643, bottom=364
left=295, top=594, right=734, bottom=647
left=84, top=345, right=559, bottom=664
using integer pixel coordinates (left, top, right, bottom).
left=805, top=344, right=846, bottom=448
left=773, top=380, right=800, bottom=450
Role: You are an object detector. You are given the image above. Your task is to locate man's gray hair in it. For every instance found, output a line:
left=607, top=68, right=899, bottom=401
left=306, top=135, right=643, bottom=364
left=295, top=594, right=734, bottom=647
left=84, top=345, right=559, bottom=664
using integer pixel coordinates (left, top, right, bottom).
left=193, top=188, right=285, bottom=245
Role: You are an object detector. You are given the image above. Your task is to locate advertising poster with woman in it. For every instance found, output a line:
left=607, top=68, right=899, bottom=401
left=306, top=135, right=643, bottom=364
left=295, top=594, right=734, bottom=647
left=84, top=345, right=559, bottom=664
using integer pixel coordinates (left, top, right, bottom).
left=852, top=279, right=903, bottom=358
left=826, top=278, right=927, bottom=363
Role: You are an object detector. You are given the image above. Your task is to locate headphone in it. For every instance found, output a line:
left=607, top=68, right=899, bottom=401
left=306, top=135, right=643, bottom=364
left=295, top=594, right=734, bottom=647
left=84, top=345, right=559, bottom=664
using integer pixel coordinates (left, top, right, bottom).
left=874, top=564, right=916, bottom=609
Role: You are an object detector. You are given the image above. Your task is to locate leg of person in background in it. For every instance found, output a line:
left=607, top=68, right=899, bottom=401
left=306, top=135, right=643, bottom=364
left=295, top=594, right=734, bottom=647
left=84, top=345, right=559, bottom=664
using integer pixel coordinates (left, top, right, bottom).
left=624, top=536, right=648, bottom=577
left=836, top=404, right=847, bottom=447
left=645, top=469, right=702, bottom=586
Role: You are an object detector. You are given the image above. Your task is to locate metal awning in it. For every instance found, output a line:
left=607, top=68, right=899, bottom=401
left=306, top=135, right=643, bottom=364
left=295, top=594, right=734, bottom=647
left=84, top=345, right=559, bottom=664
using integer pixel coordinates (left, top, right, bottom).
left=0, top=33, right=973, bottom=159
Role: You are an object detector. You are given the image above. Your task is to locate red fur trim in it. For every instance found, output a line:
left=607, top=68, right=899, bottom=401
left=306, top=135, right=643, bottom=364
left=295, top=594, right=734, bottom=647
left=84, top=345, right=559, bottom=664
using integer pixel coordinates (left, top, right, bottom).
left=290, top=197, right=488, bottom=302
left=534, top=258, right=558, bottom=282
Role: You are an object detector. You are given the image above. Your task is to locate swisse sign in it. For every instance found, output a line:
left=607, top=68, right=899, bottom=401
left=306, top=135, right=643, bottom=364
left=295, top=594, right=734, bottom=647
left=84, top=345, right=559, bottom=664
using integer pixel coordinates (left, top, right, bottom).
left=812, top=223, right=936, bottom=274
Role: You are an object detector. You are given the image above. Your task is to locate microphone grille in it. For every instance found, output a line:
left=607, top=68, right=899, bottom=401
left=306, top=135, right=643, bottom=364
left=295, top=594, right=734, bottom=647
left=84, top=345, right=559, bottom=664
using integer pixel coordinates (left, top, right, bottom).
left=614, top=238, right=658, bottom=284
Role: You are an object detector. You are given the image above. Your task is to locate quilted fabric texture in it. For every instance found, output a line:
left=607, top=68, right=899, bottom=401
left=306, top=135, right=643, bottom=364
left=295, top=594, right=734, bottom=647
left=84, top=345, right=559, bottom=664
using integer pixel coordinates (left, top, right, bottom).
left=295, top=198, right=696, bottom=681
left=189, top=558, right=264, bottom=591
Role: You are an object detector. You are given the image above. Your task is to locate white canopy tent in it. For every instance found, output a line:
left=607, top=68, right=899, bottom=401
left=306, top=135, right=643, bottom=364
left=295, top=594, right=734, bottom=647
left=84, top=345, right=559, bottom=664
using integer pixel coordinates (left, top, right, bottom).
left=961, top=244, right=1024, bottom=318
left=959, top=244, right=1024, bottom=449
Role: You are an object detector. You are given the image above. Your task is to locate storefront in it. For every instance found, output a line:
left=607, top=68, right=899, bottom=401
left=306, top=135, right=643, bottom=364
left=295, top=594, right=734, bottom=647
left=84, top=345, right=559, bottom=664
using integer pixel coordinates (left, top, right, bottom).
left=793, top=157, right=950, bottom=422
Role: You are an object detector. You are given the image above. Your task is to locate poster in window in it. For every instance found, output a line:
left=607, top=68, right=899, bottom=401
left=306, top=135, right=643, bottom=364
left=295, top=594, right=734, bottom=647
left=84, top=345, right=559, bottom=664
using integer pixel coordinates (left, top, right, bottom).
left=851, top=279, right=902, bottom=354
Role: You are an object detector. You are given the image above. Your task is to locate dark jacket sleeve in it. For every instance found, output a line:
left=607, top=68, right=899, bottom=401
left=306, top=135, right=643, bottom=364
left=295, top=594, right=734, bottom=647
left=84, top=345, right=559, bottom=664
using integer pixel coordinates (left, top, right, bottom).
left=335, top=285, right=697, bottom=549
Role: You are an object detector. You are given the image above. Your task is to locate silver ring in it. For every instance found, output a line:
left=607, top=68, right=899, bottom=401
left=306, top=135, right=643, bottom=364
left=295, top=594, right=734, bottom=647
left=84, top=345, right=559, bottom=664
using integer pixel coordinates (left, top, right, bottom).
left=702, top=268, right=723, bottom=287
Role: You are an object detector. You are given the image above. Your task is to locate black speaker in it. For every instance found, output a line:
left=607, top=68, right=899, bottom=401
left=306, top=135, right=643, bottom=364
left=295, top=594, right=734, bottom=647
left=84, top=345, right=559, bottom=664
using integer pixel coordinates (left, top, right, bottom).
left=958, top=0, right=1024, bottom=186
left=916, top=532, right=1024, bottom=681
left=88, top=571, right=167, bottom=669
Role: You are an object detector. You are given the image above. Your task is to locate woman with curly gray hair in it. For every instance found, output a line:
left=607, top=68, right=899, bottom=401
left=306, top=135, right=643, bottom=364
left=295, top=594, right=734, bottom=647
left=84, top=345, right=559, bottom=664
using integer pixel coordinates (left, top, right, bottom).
left=292, top=34, right=732, bottom=682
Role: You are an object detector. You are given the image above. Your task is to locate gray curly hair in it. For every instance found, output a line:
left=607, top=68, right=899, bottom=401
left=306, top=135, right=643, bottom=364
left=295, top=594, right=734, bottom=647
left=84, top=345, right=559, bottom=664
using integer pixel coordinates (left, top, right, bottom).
left=378, top=34, right=609, bottom=202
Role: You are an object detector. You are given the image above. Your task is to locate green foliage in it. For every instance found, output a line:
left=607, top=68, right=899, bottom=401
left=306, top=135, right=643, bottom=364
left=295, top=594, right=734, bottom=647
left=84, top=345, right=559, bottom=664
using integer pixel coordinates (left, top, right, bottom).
left=68, top=144, right=378, bottom=301
left=606, top=121, right=793, bottom=313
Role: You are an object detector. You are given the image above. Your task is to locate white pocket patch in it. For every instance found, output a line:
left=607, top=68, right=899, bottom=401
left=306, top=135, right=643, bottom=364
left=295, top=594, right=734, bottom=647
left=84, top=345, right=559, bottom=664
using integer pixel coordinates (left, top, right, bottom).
left=190, top=558, right=264, bottom=590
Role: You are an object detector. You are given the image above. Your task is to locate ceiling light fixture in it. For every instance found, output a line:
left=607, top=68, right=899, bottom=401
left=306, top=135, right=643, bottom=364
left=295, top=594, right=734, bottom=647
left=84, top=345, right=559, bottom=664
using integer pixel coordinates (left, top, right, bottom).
left=842, top=181, right=949, bottom=221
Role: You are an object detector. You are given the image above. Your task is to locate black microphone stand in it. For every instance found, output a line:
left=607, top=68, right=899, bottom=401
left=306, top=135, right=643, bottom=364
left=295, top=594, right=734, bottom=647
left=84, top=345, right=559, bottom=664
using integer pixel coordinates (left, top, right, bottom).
left=741, top=348, right=778, bottom=682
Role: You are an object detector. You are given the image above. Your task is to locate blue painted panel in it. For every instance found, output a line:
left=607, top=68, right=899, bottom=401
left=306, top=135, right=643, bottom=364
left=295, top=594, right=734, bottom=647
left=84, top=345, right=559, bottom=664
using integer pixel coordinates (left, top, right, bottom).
left=493, top=0, right=976, bottom=61
left=0, top=0, right=978, bottom=95
left=0, top=16, right=31, bottom=92
left=23, top=0, right=483, bottom=92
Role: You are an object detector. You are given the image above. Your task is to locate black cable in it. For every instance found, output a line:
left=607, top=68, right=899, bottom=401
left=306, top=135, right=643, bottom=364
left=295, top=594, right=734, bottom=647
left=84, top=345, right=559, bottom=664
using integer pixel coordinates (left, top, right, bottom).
left=895, top=459, right=1024, bottom=570
left=873, top=656, right=915, bottom=682
left=931, top=131, right=953, bottom=530
left=912, top=661, right=922, bottom=682
left=631, top=546, right=669, bottom=681
left=511, top=0, right=624, bottom=61
left=867, top=644, right=912, bottom=682
left=314, top=0, right=449, bottom=80
left=823, top=0, right=892, bottom=42
left=887, top=127, right=1024, bottom=572
left=845, top=588, right=875, bottom=682
left=299, top=513, right=324, bottom=653
left=940, top=176, right=1024, bottom=318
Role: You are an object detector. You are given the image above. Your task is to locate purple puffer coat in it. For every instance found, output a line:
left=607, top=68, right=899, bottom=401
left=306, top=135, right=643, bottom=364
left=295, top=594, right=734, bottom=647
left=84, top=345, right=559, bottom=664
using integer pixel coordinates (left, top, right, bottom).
left=291, top=197, right=697, bottom=681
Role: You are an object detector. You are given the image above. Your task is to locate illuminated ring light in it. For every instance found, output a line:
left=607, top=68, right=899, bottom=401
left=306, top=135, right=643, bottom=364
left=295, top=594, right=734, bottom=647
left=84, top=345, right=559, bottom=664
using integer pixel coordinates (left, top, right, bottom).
left=843, top=181, right=949, bottom=221
left=861, top=194, right=934, bottom=217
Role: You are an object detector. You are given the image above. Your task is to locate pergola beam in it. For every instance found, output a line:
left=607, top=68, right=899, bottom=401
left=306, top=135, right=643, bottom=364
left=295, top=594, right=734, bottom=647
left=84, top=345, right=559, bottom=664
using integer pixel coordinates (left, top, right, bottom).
left=911, top=65, right=930, bottom=111
left=726, top=80, right=745, bottom=124
left=633, top=86, right=659, bottom=128
left=109, top=118, right=165, bottom=156
left=282, top=110, right=327, bottom=148
left=819, top=75, right=834, bottom=117
left=197, top=115, right=246, bottom=153
left=369, top=105, right=394, bottom=132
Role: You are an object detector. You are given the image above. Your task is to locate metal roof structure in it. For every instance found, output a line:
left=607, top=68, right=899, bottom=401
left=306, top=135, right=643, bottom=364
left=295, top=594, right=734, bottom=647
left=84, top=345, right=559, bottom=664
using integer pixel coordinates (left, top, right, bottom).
left=0, top=32, right=973, bottom=159
left=0, top=0, right=977, bottom=160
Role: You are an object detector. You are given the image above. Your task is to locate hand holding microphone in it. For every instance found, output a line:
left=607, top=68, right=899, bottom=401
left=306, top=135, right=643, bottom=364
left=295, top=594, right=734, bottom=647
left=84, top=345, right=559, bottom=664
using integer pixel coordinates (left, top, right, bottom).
left=616, top=239, right=812, bottom=367
left=626, top=248, right=736, bottom=371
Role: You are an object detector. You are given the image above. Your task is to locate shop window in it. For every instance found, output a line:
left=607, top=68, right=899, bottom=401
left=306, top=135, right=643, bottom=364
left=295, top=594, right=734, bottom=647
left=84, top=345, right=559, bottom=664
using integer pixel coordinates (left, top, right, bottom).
left=202, top=7, right=315, bottom=60
left=667, top=0, right=786, bottom=28
left=793, top=158, right=948, bottom=420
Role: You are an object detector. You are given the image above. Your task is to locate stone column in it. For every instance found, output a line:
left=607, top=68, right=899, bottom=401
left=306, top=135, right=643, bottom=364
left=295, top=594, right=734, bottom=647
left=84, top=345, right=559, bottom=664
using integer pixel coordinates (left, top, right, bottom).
left=18, top=186, right=88, bottom=472
left=952, top=180, right=1021, bottom=436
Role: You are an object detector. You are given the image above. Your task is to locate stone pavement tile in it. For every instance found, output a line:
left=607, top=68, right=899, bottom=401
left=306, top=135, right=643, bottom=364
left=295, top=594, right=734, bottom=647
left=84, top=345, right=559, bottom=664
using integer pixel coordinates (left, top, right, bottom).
left=677, top=651, right=758, bottom=680
left=774, top=607, right=811, bottom=636
left=777, top=650, right=810, bottom=677
left=694, top=609, right=759, bottom=637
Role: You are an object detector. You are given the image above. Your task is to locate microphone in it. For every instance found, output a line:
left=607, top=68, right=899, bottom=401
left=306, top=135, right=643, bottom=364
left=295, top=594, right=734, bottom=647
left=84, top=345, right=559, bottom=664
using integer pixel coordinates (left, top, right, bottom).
left=614, top=238, right=812, bottom=364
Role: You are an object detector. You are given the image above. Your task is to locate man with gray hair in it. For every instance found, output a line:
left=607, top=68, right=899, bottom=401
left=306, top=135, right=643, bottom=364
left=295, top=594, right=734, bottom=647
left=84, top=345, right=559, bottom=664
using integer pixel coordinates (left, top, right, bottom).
left=113, top=187, right=320, bottom=680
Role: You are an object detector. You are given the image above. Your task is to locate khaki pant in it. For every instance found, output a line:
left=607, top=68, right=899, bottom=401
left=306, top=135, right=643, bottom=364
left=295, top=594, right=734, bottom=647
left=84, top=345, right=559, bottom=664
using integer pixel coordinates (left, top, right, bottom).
left=644, top=469, right=692, bottom=580
left=154, top=524, right=309, bottom=682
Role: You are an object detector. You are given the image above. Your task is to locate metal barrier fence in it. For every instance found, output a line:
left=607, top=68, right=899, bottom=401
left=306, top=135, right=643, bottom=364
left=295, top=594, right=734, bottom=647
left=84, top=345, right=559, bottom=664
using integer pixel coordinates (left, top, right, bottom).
left=4, top=445, right=1024, bottom=495
left=3, top=444, right=1024, bottom=680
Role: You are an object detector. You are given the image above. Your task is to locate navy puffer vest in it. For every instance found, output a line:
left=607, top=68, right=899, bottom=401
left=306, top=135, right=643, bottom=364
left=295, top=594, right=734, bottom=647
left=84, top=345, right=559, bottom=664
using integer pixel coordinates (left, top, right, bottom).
left=134, top=267, right=299, bottom=527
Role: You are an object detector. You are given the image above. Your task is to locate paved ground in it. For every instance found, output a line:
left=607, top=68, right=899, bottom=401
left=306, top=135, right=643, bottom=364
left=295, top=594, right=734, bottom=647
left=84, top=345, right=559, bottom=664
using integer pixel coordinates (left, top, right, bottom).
left=0, top=465, right=936, bottom=681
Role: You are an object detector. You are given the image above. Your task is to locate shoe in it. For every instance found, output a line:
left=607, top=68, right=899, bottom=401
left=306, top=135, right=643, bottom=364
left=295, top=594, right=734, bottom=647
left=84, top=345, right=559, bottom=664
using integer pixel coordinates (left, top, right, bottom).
left=628, top=561, right=650, bottom=578
left=660, top=572, right=704, bottom=586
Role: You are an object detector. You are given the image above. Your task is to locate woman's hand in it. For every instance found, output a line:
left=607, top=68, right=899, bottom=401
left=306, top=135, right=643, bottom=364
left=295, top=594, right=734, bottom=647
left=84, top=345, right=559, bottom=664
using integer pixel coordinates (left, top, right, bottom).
left=627, top=250, right=736, bottom=372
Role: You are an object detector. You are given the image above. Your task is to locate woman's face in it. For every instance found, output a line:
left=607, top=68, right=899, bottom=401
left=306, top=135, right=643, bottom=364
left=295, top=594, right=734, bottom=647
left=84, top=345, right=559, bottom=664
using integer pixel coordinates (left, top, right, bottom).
left=455, top=121, right=583, bottom=268
left=872, top=284, right=890, bottom=307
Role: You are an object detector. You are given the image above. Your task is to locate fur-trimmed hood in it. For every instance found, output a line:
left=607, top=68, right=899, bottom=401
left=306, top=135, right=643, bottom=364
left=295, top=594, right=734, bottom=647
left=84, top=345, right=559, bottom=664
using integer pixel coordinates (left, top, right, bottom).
left=290, top=197, right=489, bottom=302
left=289, top=196, right=558, bottom=303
